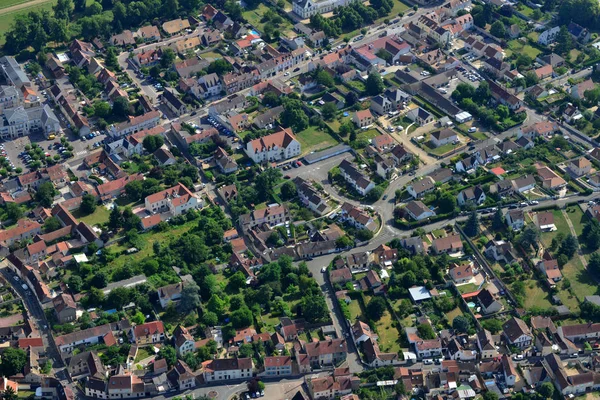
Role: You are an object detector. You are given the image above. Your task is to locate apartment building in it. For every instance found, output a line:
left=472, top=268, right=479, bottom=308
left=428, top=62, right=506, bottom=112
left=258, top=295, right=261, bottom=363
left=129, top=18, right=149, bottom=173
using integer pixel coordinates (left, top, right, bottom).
left=245, top=127, right=301, bottom=164
left=144, top=183, right=202, bottom=216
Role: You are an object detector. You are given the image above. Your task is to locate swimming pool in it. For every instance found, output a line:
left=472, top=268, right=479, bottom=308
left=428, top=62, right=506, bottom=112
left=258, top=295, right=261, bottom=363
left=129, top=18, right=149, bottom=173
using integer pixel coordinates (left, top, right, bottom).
left=467, top=302, right=476, bottom=308
left=249, top=30, right=260, bottom=36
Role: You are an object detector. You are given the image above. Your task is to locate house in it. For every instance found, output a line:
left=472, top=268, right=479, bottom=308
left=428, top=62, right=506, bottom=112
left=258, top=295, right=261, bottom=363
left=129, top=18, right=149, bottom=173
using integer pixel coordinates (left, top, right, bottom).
left=568, top=22, right=591, bottom=43
left=390, top=145, right=413, bottom=165
left=53, top=293, right=77, bottom=323
left=430, top=128, right=458, bottom=147
left=54, top=324, right=116, bottom=353
left=484, top=240, right=516, bottom=264
left=154, top=148, right=177, bottom=166
left=536, top=165, right=566, bottom=189
left=488, top=80, right=523, bottom=110
left=476, top=329, right=498, bottom=359
left=568, top=157, right=591, bottom=177
left=372, top=244, right=398, bottom=266
left=477, top=289, right=502, bottom=314
left=405, top=200, right=435, bottom=221
left=340, top=202, right=377, bottom=232
left=503, top=317, right=532, bottom=348
left=329, top=267, right=352, bottom=285
left=449, top=262, right=473, bottom=284
left=431, top=234, right=463, bottom=255
left=239, top=204, right=289, bottom=233
left=457, top=185, right=485, bottom=206
left=406, top=107, right=434, bottom=125
left=292, top=0, right=354, bottom=19
left=374, top=154, right=396, bottom=179
left=536, top=211, right=556, bottom=231
left=538, top=26, right=560, bottom=45
left=505, top=209, right=525, bottom=231
left=370, top=95, right=392, bottom=116
left=245, top=127, right=301, bottom=164
left=67, top=351, right=105, bottom=379
left=563, top=103, right=583, bottom=123
left=338, top=159, right=375, bottom=196
left=482, top=57, right=509, bottom=79
left=513, top=175, right=536, bottom=193
left=110, top=30, right=135, bottom=46
left=161, top=89, right=186, bottom=116
left=168, top=360, right=196, bottom=390
left=303, top=339, right=348, bottom=367
left=162, top=18, right=190, bottom=36
left=571, top=79, right=597, bottom=100
left=537, top=258, right=562, bottom=288
left=137, top=25, right=161, bottom=42
left=144, top=183, right=202, bottom=216
left=415, top=339, right=443, bottom=359
left=294, top=177, right=329, bottom=215
left=406, top=176, right=435, bottom=199
left=263, top=356, right=292, bottom=377
left=455, top=155, right=479, bottom=174
left=157, top=282, right=184, bottom=309
left=534, top=65, right=553, bottom=80
left=540, top=53, right=565, bottom=68
left=214, top=147, right=238, bottom=174
left=558, top=322, right=600, bottom=342
left=108, top=110, right=161, bottom=138
left=352, top=110, right=373, bottom=128
left=201, top=358, right=254, bottom=382
left=130, top=321, right=165, bottom=345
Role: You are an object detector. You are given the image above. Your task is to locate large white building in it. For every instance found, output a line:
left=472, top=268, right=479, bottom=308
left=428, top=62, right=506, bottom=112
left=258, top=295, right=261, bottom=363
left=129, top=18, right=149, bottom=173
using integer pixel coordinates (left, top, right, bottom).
left=144, top=183, right=202, bottom=216
left=0, top=105, right=60, bottom=140
left=293, top=0, right=354, bottom=19
left=245, top=127, right=301, bottom=164
left=202, top=358, right=254, bottom=382
left=108, top=110, right=161, bottom=138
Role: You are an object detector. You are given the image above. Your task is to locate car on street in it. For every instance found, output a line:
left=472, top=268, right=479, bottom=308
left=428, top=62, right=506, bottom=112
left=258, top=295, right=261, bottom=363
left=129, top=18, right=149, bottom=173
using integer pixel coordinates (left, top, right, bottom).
left=321, top=267, right=327, bottom=273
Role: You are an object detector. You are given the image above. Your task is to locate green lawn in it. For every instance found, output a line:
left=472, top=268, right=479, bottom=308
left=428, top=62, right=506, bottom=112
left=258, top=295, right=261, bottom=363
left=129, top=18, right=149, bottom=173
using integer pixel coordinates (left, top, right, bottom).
left=134, top=347, right=154, bottom=363
left=0, top=0, right=56, bottom=43
left=446, top=307, right=463, bottom=322
left=562, top=257, right=596, bottom=307
left=242, top=3, right=293, bottom=37
left=375, top=311, right=402, bottom=354
left=73, top=206, right=111, bottom=227
left=296, top=126, right=339, bottom=154
left=424, top=142, right=460, bottom=156
left=506, top=40, right=541, bottom=59
left=471, top=131, right=489, bottom=140
left=540, top=210, right=569, bottom=248
left=0, top=0, right=38, bottom=10
left=201, top=51, right=222, bottom=60
left=457, top=283, right=480, bottom=295
left=357, top=128, right=380, bottom=141
left=348, top=300, right=363, bottom=321
left=520, top=279, right=553, bottom=310
left=376, top=0, right=409, bottom=23
left=565, top=206, right=586, bottom=237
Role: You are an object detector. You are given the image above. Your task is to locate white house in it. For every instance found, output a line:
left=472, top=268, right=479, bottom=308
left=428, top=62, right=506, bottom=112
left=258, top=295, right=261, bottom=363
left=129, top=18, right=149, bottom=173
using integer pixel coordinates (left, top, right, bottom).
left=202, top=358, right=254, bottom=382
left=457, top=185, right=486, bottom=206
left=293, top=0, right=354, bottom=19
left=503, top=317, right=532, bottom=348
left=538, top=26, right=560, bottom=45
left=144, top=183, right=203, bottom=216
left=430, top=128, right=458, bottom=147
left=338, top=159, right=375, bottom=196
left=245, top=127, right=301, bottom=164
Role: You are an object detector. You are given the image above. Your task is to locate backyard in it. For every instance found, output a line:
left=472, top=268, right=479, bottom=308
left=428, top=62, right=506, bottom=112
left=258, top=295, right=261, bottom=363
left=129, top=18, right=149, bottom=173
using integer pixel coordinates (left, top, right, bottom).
left=242, top=3, right=293, bottom=38
left=73, top=205, right=111, bottom=227
left=296, top=126, right=339, bottom=154
left=539, top=210, right=569, bottom=248
left=505, top=40, right=541, bottom=59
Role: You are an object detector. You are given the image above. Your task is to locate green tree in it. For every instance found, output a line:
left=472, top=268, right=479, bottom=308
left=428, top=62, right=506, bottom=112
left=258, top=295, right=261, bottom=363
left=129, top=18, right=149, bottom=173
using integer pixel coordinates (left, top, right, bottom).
left=231, top=306, right=253, bottom=328
left=483, top=392, right=499, bottom=400
left=366, top=71, right=385, bottom=95
left=203, top=311, right=218, bottom=326
left=156, top=345, right=177, bottom=367
left=452, top=315, right=470, bottom=333
left=112, top=97, right=130, bottom=118
left=490, top=20, right=506, bottom=38
left=0, top=348, right=27, bottom=376
left=582, top=219, right=600, bottom=250
left=206, top=59, right=233, bottom=76
left=68, top=276, right=83, bottom=293
left=492, top=208, right=504, bottom=230
left=555, top=25, right=573, bottom=55
left=80, top=194, right=97, bottom=215
left=160, top=48, right=176, bottom=69
left=143, top=135, right=165, bottom=153
left=109, top=206, right=122, bottom=229
left=54, top=0, right=74, bottom=20
left=321, top=102, right=338, bottom=121
left=366, top=297, right=387, bottom=321
left=417, top=323, right=435, bottom=340
left=464, top=211, right=479, bottom=237
left=437, top=191, right=456, bottom=214
left=207, top=295, right=225, bottom=315
left=2, top=386, right=17, bottom=400
left=35, top=182, right=56, bottom=207
left=538, top=382, right=554, bottom=399
left=588, top=252, right=600, bottom=275
left=302, top=294, right=329, bottom=323
left=280, top=180, right=297, bottom=201
left=559, top=234, right=578, bottom=259
left=5, top=203, right=23, bottom=221
left=178, top=282, right=201, bottom=314
left=315, top=69, right=335, bottom=87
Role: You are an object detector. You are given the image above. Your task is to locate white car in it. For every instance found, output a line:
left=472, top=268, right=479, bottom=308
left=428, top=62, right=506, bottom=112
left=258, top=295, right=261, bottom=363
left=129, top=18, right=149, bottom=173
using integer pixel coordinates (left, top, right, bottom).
left=321, top=267, right=327, bottom=273
left=284, top=72, right=290, bottom=76
left=513, top=354, right=524, bottom=361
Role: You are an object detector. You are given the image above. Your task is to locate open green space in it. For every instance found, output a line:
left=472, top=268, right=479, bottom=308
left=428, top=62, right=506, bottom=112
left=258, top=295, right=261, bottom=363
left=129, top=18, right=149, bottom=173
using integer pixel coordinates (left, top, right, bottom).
left=561, top=257, right=597, bottom=306
left=0, top=0, right=38, bottom=11
left=540, top=210, right=569, bottom=248
left=348, top=299, right=363, bottom=321
left=0, top=0, right=56, bottom=43
left=505, top=40, right=541, bottom=59
left=565, top=206, right=586, bottom=237
left=73, top=206, right=111, bottom=227
left=134, top=347, right=154, bottom=363
left=357, top=128, right=380, bottom=141
left=457, top=283, right=480, bottom=295
left=423, top=142, right=460, bottom=156
left=242, top=3, right=293, bottom=37
left=296, top=126, right=339, bottom=154
left=374, top=311, right=402, bottom=354
left=519, top=279, right=553, bottom=310
left=376, top=0, right=409, bottom=23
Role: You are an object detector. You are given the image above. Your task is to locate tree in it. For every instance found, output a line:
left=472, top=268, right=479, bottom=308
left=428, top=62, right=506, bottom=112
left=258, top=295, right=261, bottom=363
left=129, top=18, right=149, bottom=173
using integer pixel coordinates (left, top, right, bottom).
left=538, top=382, right=554, bottom=399
left=483, top=392, right=499, bottom=400
left=203, top=311, right=218, bottom=326
left=366, top=297, right=387, bottom=321
left=302, top=294, right=329, bottom=323
left=280, top=180, right=297, bottom=201
left=516, top=224, right=540, bottom=251
left=109, top=206, right=122, bottom=229
left=281, top=99, right=309, bottom=132
left=0, top=348, right=27, bottom=376
left=336, top=235, right=353, bottom=249
left=366, top=72, right=385, bottom=95
left=80, top=194, right=97, bottom=215
left=492, top=208, right=504, bottom=230
left=5, top=203, right=23, bottom=221
left=156, top=345, right=177, bottom=367
left=555, top=25, right=573, bottom=55
left=589, top=252, right=600, bottom=275
left=497, top=105, right=509, bottom=120
left=106, top=287, right=130, bottom=309
left=160, top=48, right=176, bottom=69
left=464, top=211, right=479, bottom=237
left=94, top=101, right=111, bottom=118
left=262, top=91, right=281, bottom=107
left=255, top=168, right=282, bottom=201
left=367, top=186, right=384, bottom=201
left=490, top=20, right=506, bottom=38
left=54, top=0, right=74, bottom=20
left=452, top=315, right=470, bottom=333
left=143, top=135, right=165, bottom=153
left=345, top=91, right=359, bottom=107
left=315, top=69, right=335, bottom=87
left=231, top=306, right=253, bottom=328
left=35, top=182, right=56, bottom=207
left=515, top=54, right=533, bottom=69
left=91, top=271, right=108, bottom=288
left=583, top=219, right=600, bottom=250
left=3, top=386, right=17, bottom=400
left=417, top=323, right=435, bottom=340
left=68, top=276, right=83, bottom=293
left=112, top=97, right=130, bottom=118
left=437, top=191, right=456, bottom=214
left=207, top=295, right=225, bottom=315
left=178, top=282, right=201, bottom=314
left=206, top=59, right=233, bottom=76
left=481, top=318, right=503, bottom=334
left=559, top=234, right=578, bottom=259
left=321, top=102, right=338, bottom=121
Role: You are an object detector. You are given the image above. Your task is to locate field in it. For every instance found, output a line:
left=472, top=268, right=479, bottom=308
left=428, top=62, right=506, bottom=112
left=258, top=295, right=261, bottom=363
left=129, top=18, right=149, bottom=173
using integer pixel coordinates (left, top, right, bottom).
left=374, top=312, right=402, bottom=354
left=296, top=126, right=339, bottom=154
left=565, top=205, right=586, bottom=237
left=519, top=279, right=553, bottom=310
left=540, top=210, right=569, bottom=248
left=0, top=0, right=57, bottom=43
left=73, top=205, right=111, bottom=227
left=505, top=40, right=541, bottom=59
left=376, top=0, right=409, bottom=23
left=561, top=257, right=595, bottom=311
left=242, top=3, right=293, bottom=37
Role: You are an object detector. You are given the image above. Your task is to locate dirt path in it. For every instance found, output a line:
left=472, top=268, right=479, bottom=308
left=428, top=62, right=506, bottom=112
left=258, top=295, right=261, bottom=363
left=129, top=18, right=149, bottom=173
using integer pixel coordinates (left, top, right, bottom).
left=562, top=209, right=588, bottom=268
left=0, top=0, right=50, bottom=16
